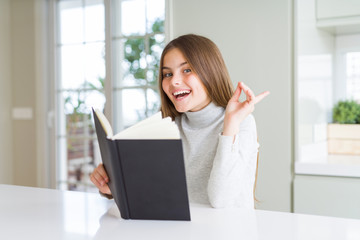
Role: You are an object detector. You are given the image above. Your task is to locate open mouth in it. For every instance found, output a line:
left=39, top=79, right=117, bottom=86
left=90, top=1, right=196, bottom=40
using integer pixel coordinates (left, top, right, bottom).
left=173, top=90, right=191, bottom=99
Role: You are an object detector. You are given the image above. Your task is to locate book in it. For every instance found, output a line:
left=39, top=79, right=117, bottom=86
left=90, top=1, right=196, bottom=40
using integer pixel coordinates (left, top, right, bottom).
left=92, top=109, right=191, bottom=221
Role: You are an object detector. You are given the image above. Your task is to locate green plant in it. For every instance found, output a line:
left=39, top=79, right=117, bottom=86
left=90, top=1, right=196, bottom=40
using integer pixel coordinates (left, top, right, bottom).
left=332, top=100, right=360, bottom=124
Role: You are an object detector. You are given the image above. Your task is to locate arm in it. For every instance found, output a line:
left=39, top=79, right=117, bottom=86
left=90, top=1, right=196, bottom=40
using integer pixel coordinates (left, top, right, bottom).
left=207, top=115, right=258, bottom=208
left=208, top=82, right=269, bottom=208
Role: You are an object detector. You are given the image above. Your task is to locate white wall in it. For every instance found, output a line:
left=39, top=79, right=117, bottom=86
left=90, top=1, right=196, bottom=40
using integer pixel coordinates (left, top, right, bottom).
left=0, top=0, right=13, bottom=184
left=172, top=0, right=293, bottom=212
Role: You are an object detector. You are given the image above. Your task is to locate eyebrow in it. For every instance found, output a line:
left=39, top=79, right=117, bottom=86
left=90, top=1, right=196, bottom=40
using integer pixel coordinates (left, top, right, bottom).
left=162, top=61, right=188, bottom=70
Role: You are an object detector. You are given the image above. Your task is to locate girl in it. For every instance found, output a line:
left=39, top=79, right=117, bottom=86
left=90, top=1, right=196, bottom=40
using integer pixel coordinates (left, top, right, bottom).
left=90, top=34, right=269, bottom=208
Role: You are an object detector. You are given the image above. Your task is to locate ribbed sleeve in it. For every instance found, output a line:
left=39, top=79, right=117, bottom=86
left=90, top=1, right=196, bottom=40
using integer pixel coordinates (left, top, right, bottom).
left=208, top=115, right=258, bottom=208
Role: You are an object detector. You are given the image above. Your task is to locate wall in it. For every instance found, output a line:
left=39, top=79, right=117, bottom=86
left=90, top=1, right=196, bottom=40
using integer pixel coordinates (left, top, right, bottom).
left=0, top=0, right=13, bottom=184
left=11, top=0, right=38, bottom=187
left=172, top=0, right=293, bottom=212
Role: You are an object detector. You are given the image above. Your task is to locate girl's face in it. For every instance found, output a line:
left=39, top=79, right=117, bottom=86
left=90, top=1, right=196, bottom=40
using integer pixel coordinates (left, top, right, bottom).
left=161, top=48, right=211, bottom=113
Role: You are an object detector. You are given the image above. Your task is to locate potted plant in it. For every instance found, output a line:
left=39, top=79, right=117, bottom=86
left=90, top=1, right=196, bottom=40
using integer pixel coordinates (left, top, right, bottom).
left=328, top=100, right=360, bottom=155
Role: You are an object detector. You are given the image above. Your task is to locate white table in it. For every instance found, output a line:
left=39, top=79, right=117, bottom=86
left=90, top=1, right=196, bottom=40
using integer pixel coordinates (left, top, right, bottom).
left=1, top=184, right=360, bottom=240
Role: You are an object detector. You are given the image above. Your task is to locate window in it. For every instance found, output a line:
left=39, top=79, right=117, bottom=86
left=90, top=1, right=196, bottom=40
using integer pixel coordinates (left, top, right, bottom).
left=54, top=0, right=166, bottom=191
left=295, top=1, right=360, bottom=177
left=346, top=52, right=360, bottom=101
left=112, top=0, right=165, bottom=132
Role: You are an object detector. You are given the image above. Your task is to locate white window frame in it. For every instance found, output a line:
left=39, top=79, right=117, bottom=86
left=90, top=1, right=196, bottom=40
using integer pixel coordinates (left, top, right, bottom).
left=41, top=0, right=172, bottom=190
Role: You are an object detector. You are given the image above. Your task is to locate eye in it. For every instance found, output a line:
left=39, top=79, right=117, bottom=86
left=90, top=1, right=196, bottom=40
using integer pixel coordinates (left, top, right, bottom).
left=184, top=69, right=191, bottom=73
left=163, top=72, right=173, bottom=78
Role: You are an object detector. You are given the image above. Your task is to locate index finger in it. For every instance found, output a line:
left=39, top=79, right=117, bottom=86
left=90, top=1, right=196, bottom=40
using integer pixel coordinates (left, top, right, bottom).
left=229, top=82, right=242, bottom=102
left=239, top=82, right=255, bottom=102
left=254, top=91, right=270, bottom=104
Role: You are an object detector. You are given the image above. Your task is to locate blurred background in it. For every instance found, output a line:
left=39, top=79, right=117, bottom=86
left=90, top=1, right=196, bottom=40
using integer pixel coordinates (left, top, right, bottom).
left=0, top=0, right=360, bottom=219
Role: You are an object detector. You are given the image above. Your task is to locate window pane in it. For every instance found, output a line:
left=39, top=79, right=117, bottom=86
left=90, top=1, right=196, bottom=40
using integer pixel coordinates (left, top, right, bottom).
left=146, top=0, right=165, bottom=33
left=84, top=90, right=106, bottom=113
left=346, top=52, right=360, bottom=101
left=147, top=88, right=160, bottom=114
left=146, top=68, right=158, bottom=85
left=121, top=89, right=147, bottom=127
left=125, top=37, right=147, bottom=83
left=65, top=137, right=100, bottom=192
left=63, top=91, right=83, bottom=115
left=84, top=42, right=105, bottom=88
left=84, top=0, right=105, bottom=42
left=114, top=38, right=147, bottom=87
left=59, top=0, right=83, bottom=44
left=60, top=89, right=105, bottom=191
left=147, top=34, right=164, bottom=84
left=121, top=0, right=146, bottom=36
left=60, top=43, right=105, bottom=90
left=60, top=45, right=85, bottom=89
left=149, top=34, right=165, bottom=66
left=65, top=115, right=95, bottom=191
left=63, top=90, right=105, bottom=116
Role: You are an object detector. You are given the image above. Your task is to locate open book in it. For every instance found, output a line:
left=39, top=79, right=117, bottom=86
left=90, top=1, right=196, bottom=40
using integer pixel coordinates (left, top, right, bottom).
left=92, top=109, right=191, bottom=221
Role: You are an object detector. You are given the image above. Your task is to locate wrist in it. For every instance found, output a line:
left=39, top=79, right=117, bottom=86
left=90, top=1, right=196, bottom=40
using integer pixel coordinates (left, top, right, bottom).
left=223, top=122, right=239, bottom=137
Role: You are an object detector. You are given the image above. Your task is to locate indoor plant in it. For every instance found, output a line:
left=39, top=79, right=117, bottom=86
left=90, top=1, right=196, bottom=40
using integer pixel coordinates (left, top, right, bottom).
left=328, top=100, right=360, bottom=155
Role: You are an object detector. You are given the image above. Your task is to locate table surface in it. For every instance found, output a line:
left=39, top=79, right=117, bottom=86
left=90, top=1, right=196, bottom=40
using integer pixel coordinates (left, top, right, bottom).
left=1, top=184, right=360, bottom=240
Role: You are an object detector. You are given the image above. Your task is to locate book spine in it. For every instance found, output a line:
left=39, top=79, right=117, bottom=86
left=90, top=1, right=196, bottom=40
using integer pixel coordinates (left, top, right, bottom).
left=109, top=140, right=131, bottom=219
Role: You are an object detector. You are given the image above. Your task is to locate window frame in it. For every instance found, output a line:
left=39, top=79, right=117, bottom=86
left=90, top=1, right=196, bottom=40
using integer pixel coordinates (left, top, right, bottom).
left=45, top=0, right=172, bottom=191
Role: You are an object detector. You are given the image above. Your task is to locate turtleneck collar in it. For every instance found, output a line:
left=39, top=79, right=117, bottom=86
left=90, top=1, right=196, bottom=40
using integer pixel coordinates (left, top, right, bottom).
left=182, top=102, right=225, bottom=129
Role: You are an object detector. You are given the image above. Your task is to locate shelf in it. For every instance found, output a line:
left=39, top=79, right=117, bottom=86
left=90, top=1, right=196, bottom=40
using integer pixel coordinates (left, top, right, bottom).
left=296, top=154, right=360, bottom=178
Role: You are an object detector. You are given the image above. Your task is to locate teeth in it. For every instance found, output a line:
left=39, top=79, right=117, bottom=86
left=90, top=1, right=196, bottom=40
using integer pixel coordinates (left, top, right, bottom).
left=173, top=90, right=190, bottom=96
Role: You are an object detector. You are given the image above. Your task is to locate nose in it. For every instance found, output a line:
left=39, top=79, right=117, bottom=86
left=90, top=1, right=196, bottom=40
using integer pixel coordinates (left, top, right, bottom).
left=170, top=73, right=181, bottom=86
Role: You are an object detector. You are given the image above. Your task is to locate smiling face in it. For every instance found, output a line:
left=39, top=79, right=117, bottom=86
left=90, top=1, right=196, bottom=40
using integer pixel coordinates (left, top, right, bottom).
left=161, top=48, right=211, bottom=113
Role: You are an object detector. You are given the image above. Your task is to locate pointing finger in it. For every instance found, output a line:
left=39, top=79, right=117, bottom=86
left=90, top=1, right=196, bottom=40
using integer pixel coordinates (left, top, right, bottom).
left=254, top=91, right=270, bottom=104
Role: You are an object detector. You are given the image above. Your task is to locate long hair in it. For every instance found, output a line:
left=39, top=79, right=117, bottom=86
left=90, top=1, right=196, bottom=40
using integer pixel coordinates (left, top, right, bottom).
left=158, top=34, right=259, bottom=204
left=158, top=34, right=234, bottom=119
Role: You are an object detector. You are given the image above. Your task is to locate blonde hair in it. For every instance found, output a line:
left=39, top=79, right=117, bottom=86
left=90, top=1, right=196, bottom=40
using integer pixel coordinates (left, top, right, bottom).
left=158, top=34, right=234, bottom=119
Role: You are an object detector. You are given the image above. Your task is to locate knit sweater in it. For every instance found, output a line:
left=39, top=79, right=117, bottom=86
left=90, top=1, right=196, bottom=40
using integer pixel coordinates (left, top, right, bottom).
left=174, top=102, right=259, bottom=208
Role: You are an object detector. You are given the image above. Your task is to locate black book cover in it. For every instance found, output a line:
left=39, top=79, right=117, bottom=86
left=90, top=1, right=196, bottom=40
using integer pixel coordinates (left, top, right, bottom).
left=92, top=109, right=191, bottom=221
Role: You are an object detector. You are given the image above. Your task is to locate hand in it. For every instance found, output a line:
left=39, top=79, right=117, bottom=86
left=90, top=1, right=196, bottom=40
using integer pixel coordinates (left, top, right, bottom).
left=223, top=82, right=269, bottom=136
left=90, top=163, right=112, bottom=195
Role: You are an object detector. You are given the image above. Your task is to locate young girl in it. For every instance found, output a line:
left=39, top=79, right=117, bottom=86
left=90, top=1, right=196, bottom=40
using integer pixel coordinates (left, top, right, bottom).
left=90, top=34, right=269, bottom=208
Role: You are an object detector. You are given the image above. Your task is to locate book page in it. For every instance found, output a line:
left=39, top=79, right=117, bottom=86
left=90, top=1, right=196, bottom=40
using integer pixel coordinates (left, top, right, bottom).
left=94, top=109, right=114, bottom=137
left=116, top=112, right=163, bottom=135
left=112, top=112, right=180, bottom=140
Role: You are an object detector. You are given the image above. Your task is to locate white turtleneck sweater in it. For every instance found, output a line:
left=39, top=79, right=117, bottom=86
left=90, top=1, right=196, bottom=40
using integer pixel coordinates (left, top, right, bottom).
left=175, top=102, right=259, bottom=209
